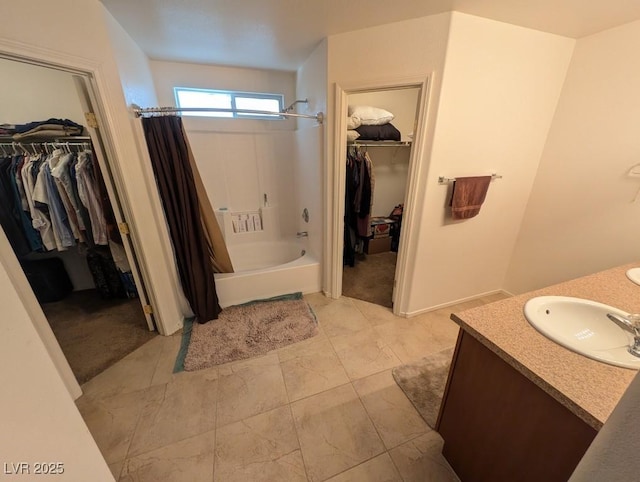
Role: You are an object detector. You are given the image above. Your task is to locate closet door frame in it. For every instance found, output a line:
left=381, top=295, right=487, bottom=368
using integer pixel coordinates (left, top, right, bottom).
left=328, top=76, right=433, bottom=316
left=0, top=45, right=163, bottom=399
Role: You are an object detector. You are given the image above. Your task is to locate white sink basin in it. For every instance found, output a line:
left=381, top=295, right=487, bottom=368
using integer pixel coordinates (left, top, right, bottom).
left=524, top=296, right=640, bottom=370
left=627, top=268, right=640, bottom=286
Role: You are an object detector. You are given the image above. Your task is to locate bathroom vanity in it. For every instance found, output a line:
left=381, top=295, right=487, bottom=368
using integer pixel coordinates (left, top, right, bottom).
left=437, top=263, right=640, bottom=482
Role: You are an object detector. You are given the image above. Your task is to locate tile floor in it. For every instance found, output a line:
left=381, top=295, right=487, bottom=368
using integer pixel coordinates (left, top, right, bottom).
left=76, top=292, right=508, bottom=482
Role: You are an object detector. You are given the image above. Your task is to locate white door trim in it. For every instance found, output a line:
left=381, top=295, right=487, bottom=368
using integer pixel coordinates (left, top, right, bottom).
left=328, top=75, right=433, bottom=316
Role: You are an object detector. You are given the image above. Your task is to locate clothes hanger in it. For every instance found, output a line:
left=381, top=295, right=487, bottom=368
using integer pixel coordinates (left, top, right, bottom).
left=17, top=143, right=30, bottom=156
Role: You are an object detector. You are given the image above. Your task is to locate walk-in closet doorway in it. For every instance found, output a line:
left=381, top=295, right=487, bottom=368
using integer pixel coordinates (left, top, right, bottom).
left=0, top=56, right=155, bottom=386
left=341, top=87, right=419, bottom=308
left=329, top=77, right=432, bottom=316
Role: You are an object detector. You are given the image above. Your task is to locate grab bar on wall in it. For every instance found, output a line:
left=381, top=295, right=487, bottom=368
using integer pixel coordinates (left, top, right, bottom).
left=131, top=104, right=324, bottom=124
left=438, top=173, right=502, bottom=184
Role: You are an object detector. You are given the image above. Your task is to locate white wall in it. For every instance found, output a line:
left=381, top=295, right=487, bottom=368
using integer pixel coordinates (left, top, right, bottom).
left=101, top=9, right=191, bottom=330
left=367, top=147, right=411, bottom=218
left=0, top=230, right=113, bottom=480
left=104, top=12, right=158, bottom=110
left=295, top=39, right=327, bottom=260
left=0, top=0, right=182, bottom=474
left=0, top=1, right=187, bottom=336
left=328, top=13, right=575, bottom=314
left=327, top=12, right=452, bottom=300
left=405, top=13, right=574, bottom=313
left=0, top=59, right=86, bottom=123
left=505, top=19, right=640, bottom=294
left=150, top=60, right=297, bottom=132
left=150, top=60, right=298, bottom=243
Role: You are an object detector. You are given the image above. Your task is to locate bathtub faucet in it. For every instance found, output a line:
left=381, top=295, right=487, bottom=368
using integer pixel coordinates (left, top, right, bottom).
left=296, top=231, right=308, bottom=238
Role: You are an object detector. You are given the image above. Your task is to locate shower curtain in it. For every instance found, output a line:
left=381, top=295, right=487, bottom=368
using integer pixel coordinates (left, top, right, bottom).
left=142, top=115, right=232, bottom=323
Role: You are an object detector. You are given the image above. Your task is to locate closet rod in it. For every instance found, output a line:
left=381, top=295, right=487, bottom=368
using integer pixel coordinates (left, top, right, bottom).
left=130, top=104, right=324, bottom=124
left=438, top=173, right=502, bottom=184
left=0, top=141, right=91, bottom=147
left=348, top=141, right=412, bottom=147
left=0, top=140, right=92, bottom=147
left=0, top=136, right=91, bottom=142
left=0, top=139, right=92, bottom=155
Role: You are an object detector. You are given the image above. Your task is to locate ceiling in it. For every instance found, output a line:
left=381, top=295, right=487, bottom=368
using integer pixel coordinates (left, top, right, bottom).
left=100, top=0, right=640, bottom=71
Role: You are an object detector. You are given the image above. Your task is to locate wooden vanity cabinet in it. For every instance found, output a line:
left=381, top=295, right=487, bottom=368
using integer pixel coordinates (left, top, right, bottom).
left=436, top=330, right=597, bottom=482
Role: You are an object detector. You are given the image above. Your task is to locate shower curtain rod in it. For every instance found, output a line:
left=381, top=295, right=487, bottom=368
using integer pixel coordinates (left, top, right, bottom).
left=131, top=104, right=324, bottom=124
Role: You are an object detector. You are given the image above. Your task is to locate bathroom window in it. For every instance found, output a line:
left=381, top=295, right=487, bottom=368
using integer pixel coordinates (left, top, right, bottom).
left=174, top=87, right=284, bottom=119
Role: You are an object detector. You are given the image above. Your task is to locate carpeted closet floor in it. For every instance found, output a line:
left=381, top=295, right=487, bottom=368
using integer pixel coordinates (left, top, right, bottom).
left=42, top=290, right=156, bottom=384
left=342, top=251, right=397, bottom=308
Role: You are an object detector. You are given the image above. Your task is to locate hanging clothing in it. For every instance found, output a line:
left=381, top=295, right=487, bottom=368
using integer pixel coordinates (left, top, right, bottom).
left=343, top=146, right=375, bottom=266
left=90, top=152, right=122, bottom=244
left=50, top=151, right=87, bottom=242
left=86, top=247, right=126, bottom=299
left=0, top=156, right=31, bottom=256
left=21, top=155, right=56, bottom=251
left=13, top=156, right=29, bottom=212
left=8, top=156, right=43, bottom=252
left=4, top=146, right=112, bottom=253
left=76, top=151, right=108, bottom=246
left=33, top=160, right=76, bottom=250
left=57, top=152, right=95, bottom=248
left=1, top=134, right=135, bottom=302
left=344, top=153, right=359, bottom=267
left=356, top=151, right=374, bottom=238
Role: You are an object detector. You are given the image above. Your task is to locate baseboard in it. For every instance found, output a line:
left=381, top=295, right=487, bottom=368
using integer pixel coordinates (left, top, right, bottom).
left=402, top=289, right=511, bottom=318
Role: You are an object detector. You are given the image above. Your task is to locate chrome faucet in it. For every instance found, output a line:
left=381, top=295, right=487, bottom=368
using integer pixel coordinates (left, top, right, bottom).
left=296, top=231, right=308, bottom=238
left=607, top=313, right=640, bottom=358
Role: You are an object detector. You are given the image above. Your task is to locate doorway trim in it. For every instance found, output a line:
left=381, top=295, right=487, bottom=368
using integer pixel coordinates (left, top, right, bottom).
left=0, top=40, right=159, bottom=398
left=328, top=75, right=433, bottom=316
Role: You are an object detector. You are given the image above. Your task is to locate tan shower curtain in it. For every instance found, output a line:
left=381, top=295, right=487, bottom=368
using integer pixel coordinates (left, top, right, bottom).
left=185, top=140, right=234, bottom=274
left=142, top=115, right=233, bottom=323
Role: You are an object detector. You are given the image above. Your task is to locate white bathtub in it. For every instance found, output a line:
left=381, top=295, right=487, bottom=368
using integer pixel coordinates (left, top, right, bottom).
left=214, top=240, right=321, bottom=307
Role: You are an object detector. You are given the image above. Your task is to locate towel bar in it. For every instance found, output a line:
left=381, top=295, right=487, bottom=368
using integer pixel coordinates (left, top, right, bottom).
left=438, top=173, right=502, bottom=184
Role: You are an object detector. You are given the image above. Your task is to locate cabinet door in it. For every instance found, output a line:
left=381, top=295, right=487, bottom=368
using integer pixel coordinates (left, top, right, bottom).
left=437, top=331, right=596, bottom=482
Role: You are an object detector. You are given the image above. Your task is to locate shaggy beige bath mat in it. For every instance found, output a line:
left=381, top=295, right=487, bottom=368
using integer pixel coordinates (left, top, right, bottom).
left=175, top=292, right=318, bottom=371
left=392, top=347, right=455, bottom=429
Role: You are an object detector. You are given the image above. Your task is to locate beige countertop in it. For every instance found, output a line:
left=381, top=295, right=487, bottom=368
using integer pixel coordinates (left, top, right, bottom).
left=451, top=263, right=640, bottom=431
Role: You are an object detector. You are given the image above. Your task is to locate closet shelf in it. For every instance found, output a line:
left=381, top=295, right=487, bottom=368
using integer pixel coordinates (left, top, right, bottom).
left=347, top=140, right=412, bottom=147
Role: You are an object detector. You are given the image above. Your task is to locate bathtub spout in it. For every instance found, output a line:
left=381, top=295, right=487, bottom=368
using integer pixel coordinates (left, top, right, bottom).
left=296, top=231, right=308, bottom=238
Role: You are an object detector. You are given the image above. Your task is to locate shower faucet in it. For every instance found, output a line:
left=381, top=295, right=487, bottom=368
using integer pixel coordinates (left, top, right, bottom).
left=296, top=231, right=308, bottom=238
left=282, top=98, right=309, bottom=113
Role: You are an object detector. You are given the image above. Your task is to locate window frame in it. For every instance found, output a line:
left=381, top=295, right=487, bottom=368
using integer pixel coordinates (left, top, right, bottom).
left=173, top=87, right=285, bottom=120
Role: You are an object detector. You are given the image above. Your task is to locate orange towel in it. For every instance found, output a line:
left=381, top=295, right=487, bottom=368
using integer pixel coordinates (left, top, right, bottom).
left=450, top=176, right=492, bottom=219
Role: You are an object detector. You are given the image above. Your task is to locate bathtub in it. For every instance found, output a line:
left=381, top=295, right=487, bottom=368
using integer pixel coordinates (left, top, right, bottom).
left=214, top=239, right=321, bottom=307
